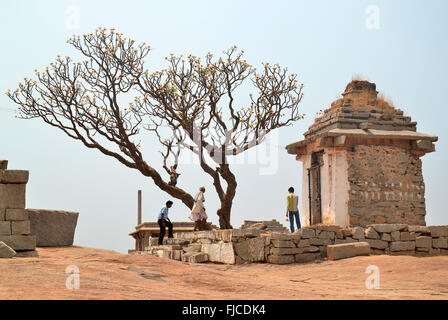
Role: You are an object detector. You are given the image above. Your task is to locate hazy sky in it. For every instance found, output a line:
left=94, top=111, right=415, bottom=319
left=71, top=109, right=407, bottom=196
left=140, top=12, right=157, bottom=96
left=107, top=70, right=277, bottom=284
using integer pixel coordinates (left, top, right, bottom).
left=0, top=0, right=447, bottom=253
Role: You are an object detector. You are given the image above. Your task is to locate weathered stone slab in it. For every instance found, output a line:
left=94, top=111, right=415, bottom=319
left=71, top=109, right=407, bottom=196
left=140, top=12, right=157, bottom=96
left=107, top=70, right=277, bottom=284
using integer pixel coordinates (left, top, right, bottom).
left=381, top=233, right=392, bottom=242
left=294, top=253, right=317, bottom=263
left=313, top=224, right=343, bottom=233
left=327, top=242, right=370, bottom=261
left=0, top=184, right=26, bottom=209
left=0, top=209, right=4, bottom=221
left=366, top=239, right=388, bottom=250
left=351, top=227, right=365, bottom=240
left=298, top=228, right=315, bottom=239
left=267, top=254, right=295, bottom=264
left=415, top=236, right=432, bottom=248
left=202, top=242, right=235, bottom=264
left=234, top=237, right=266, bottom=262
left=270, top=232, right=299, bottom=241
left=0, top=235, right=36, bottom=251
left=297, top=239, right=310, bottom=248
left=0, top=170, right=29, bottom=184
left=400, top=232, right=415, bottom=241
left=369, top=224, right=408, bottom=233
left=183, top=243, right=202, bottom=253
left=391, top=231, right=400, bottom=241
left=270, top=247, right=303, bottom=255
left=11, top=221, right=30, bottom=235
left=318, top=231, right=335, bottom=240
left=182, top=252, right=208, bottom=263
left=243, top=228, right=261, bottom=238
left=5, top=209, right=28, bottom=221
left=271, top=239, right=296, bottom=248
left=215, top=229, right=233, bottom=242
left=365, top=227, right=379, bottom=239
left=428, top=226, right=448, bottom=237
left=309, top=238, right=332, bottom=246
left=390, top=241, right=415, bottom=252
left=432, top=237, right=448, bottom=249
left=408, top=226, right=431, bottom=235
left=28, top=209, right=79, bottom=247
left=0, top=221, right=11, bottom=235
left=0, top=241, right=16, bottom=258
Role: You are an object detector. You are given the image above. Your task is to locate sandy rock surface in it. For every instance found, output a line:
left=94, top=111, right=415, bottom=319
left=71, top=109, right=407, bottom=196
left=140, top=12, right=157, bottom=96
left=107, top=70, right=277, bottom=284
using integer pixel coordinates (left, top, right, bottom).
left=0, top=246, right=447, bottom=300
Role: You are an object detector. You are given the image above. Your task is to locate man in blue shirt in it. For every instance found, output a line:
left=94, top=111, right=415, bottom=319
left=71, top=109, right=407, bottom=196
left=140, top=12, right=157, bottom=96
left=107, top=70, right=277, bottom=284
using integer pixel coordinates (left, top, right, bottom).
left=158, top=200, right=174, bottom=245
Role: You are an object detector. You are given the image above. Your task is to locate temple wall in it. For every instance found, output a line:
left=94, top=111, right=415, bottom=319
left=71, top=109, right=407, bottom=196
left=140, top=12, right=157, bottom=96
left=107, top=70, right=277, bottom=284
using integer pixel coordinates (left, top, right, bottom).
left=299, top=154, right=311, bottom=227
left=346, top=145, right=426, bottom=227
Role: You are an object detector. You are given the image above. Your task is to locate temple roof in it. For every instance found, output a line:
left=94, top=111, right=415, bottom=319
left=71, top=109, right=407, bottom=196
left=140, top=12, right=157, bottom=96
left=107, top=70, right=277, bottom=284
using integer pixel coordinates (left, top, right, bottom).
left=286, top=80, right=438, bottom=155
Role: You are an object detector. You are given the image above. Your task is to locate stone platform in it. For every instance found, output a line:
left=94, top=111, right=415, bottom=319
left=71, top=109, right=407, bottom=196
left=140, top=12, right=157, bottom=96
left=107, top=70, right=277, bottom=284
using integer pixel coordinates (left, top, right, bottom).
left=131, top=223, right=448, bottom=265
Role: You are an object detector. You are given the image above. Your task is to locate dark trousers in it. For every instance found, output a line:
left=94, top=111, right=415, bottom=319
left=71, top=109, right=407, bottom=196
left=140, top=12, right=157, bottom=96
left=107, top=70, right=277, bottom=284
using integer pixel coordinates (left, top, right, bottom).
left=289, top=211, right=301, bottom=233
left=158, top=219, right=173, bottom=245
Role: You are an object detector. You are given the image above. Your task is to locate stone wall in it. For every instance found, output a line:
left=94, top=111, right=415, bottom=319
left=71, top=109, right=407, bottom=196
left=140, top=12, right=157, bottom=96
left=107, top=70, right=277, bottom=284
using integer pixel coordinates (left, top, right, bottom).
left=0, top=160, right=36, bottom=251
left=347, top=145, right=426, bottom=227
left=136, top=223, right=448, bottom=264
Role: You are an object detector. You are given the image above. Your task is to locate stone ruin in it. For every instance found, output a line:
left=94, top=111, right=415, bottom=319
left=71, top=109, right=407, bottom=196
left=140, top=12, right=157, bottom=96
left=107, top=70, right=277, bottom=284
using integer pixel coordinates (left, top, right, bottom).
left=0, top=160, right=79, bottom=258
left=0, top=160, right=36, bottom=257
left=134, top=223, right=448, bottom=264
left=132, top=80, right=446, bottom=265
left=286, top=80, right=438, bottom=228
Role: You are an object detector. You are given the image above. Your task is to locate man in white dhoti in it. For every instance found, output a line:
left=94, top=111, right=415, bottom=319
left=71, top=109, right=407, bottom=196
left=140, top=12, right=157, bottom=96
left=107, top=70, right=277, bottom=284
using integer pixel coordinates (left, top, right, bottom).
left=189, top=186, right=208, bottom=231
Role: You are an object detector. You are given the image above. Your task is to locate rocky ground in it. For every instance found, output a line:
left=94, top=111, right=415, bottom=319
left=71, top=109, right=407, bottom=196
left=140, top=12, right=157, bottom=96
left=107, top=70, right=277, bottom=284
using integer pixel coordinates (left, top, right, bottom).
left=0, top=246, right=447, bottom=300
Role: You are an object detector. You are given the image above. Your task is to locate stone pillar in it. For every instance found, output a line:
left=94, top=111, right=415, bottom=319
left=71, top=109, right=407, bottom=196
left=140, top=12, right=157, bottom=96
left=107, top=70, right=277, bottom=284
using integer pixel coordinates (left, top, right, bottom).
left=0, top=160, right=36, bottom=251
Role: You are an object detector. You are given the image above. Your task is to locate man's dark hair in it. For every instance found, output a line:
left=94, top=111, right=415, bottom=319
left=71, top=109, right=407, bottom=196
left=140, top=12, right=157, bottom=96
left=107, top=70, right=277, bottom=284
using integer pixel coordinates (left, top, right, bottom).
left=166, top=200, right=173, bottom=206
left=288, top=187, right=294, bottom=193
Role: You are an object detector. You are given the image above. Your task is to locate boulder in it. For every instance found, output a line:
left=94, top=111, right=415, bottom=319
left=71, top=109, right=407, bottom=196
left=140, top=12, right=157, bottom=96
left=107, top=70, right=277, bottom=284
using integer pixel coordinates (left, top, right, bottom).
left=28, top=209, right=79, bottom=247
left=327, top=242, right=370, bottom=261
left=0, top=241, right=16, bottom=258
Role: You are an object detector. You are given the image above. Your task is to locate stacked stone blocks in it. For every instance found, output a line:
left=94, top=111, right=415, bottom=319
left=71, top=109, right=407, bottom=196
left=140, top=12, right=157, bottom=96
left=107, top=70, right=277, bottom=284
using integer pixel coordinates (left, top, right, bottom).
left=0, top=160, right=36, bottom=252
left=134, top=223, right=448, bottom=265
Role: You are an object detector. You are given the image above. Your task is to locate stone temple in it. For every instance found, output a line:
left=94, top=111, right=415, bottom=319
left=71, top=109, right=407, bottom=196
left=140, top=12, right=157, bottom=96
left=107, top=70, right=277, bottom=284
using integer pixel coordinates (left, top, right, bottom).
left=286, top=80, right=438, bottom=228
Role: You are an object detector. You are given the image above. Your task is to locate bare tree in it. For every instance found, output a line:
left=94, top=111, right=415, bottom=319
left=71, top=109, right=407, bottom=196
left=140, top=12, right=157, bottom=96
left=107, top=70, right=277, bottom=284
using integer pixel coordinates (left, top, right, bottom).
left=7, top=28, right=304, bottom=229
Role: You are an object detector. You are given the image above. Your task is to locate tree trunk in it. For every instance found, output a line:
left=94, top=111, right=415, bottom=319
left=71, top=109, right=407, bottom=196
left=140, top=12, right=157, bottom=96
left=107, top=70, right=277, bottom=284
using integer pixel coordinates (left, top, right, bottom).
left=217, top=199, right=233, bottom=229
left=216, top=163, right=237, bottom=229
